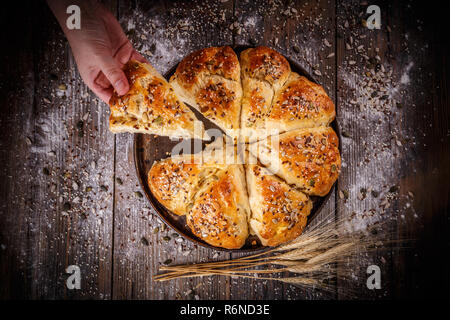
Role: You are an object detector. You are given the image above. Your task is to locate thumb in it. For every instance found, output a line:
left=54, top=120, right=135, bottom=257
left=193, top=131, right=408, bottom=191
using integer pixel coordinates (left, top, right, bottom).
left=97, top=55, right=129, bottom=96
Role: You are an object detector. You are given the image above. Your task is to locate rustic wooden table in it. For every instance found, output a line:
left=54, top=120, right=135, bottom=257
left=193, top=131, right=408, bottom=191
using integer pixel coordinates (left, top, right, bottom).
left=0, top=0, right=448, bottom=300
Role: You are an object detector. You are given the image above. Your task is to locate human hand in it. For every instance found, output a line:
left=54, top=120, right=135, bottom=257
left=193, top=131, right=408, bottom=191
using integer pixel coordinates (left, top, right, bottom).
left=48, top=0, right=146, bottom=103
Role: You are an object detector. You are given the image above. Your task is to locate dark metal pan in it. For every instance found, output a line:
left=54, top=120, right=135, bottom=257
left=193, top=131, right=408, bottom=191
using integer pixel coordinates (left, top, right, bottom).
left=133, top=45, right=340, bottom=253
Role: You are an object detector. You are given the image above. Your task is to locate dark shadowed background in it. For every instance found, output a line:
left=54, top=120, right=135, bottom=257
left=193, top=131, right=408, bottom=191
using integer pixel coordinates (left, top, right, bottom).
left=0, top=0, right=448, bottom=299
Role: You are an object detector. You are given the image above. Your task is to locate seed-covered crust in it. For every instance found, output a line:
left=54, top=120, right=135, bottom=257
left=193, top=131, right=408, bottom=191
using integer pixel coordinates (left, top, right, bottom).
left=246, top=161, right=312, bottom=247
left=240, top=46, right=291, bottom=86
left=109, top=60, right=206, bottom=140
left=187, top=165, right=250, bottom=249
left=169, top=46, right=242, bottom=141
left=253, top=127, right=341, bottom=196
left=240, top=47, right=335, bottom=143
left=148, top=153, right=250, bottom=249
left=148, top=154, right=224, bottom=216
left=240, top=46, right=291, bottom=142
left=146, top=46, right=341, bottom=249
left=264, top=72, right=335, bottom=132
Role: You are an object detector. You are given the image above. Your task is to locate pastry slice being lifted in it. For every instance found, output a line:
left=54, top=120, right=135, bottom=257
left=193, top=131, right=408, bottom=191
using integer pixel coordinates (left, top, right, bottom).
left=169, top=46, right=242, bottom=142
left=250, top=126, right=341, bottom=197
left=240, top=47, right=335, bottom=142
left=246, top=154, right=312, bottom=247
left=109, top=60, right=207, bottom=140
left=148, top=151, right=250, bottom=249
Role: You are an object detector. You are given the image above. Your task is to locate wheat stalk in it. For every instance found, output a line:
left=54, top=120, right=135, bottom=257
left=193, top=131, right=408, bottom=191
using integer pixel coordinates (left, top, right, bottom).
left=153, top=214, right=398, bottom=293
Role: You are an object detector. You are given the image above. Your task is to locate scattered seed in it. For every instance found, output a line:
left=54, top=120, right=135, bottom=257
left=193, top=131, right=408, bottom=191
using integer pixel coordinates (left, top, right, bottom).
left=135, top=191, right=143, bottom=198
left=339, top=190, right=349, bottom=199
left=141, top=237, right=149, bottom=246
left=389, top=185, right=399, bottom=193
left=63, top=202, right=71, bottom=211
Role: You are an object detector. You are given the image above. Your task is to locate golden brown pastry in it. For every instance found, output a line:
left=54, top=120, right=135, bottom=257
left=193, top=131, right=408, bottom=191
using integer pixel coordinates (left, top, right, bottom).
left=169, top=46, right=242, bottom=141
left=187, top=165, right=250, bottom=249
left=246, top=158, right=312, bottom=247
left=240, top=46, right=291, bottom=142
left=148, top=154, right=226, bottom=216
left=240, top=47, right=335, bottom=143
left=263, top=72, right=335, bottom=133
left=147, top=46, right=341, bottom=249
left=109, top=60, right=207, bottom=140
left=148, top=152, right=250, bottom=249
left=251, top=126, right=341, bottom=196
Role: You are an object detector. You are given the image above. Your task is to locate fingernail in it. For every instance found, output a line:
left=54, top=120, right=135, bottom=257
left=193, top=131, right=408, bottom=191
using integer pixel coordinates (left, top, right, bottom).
left=115, top=79, right=127, bottom=94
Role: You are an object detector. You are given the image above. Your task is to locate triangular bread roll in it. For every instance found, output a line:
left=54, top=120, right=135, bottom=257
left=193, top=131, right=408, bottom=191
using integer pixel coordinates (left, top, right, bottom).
left=169, top=46, right=242, bottom=142
left=148, top=151, right=250, bottom=249
left=251, top=126, right=341, bottom=196
left=246, top=155, right=312, bottom=246
left=109, top=60, right=207, bottom=140
left=262, top=72, right=335, bottom=133
left=187, top=164, right=250, bottom=249
left=240, top=46, right=291, bottom=142
left=148, top=154, right=226, bottom=216
left=240, top=47, right=335, bottom=142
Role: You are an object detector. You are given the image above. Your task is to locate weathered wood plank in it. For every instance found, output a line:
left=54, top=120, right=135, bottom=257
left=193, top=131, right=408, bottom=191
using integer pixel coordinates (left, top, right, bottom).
left=0, top=1, right=36, bottom=299
left=0, top=1, right=116, bottom=299
left=335, top=0, right=450, bottom=299
left=336, top=0, right=398, bottom=299
left=385, top=1, right=450, bottom=299
left=233, top=0, right=337, bottom=300
left=112, top=0, right=234, bottom=299
left=1, top=0, right=447, bottom=301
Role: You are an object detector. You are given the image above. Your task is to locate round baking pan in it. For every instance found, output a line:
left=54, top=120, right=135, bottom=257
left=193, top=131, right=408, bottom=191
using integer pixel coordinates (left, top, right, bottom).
left=133, top=45, right=340, bottom=253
